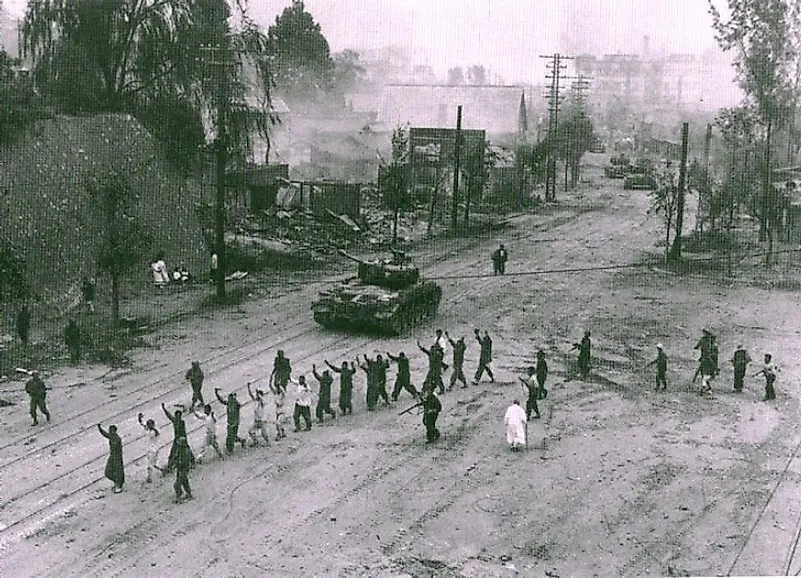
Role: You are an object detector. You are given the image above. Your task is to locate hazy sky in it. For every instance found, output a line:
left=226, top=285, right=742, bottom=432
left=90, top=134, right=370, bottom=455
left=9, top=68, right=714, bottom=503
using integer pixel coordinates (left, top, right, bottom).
left=4, top=0, right=726, bottom=83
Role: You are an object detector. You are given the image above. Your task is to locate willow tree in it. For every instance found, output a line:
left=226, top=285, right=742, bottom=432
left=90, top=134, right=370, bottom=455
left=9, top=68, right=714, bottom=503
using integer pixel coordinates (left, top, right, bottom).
left=710, top=0, right=799, bottom=266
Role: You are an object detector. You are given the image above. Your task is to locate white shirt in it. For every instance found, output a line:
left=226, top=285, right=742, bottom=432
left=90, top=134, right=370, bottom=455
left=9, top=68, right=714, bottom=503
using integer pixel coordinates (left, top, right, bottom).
left=294, top=381, right=312, bottom=407
left=143, top=427, right=159, bottom=451
left=196, top=411, right=217, bottom=436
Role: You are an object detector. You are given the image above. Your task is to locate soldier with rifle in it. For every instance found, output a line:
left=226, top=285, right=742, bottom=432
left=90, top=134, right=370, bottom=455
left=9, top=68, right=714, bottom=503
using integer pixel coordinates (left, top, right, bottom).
left=399, top=386, right=442, bottom=444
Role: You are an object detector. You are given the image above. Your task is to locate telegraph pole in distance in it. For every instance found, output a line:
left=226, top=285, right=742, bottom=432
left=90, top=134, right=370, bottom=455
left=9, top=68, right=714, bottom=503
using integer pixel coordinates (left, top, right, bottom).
left=669, top=122, right=690, bottom=262
left=541, top=53, right=575, bottom=201
left=451, top=105, right=462, bottom=232
left=199, top=41, right=233, bottom=301
left=567, top=74, right=592, bottom=190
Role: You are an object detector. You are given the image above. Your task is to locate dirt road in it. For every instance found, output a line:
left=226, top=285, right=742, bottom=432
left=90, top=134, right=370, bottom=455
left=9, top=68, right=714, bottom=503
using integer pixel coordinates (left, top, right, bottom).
left=2, top=158, right=801, bottom=577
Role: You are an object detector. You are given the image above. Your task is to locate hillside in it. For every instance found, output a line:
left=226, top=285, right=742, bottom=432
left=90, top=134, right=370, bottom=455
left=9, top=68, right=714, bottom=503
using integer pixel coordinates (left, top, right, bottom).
left=0, top=114, right=209, bottom=305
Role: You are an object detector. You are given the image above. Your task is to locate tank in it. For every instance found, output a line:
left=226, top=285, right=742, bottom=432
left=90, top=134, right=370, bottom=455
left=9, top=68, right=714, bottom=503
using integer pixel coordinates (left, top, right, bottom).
left=311, top=249, right=442, bottom=335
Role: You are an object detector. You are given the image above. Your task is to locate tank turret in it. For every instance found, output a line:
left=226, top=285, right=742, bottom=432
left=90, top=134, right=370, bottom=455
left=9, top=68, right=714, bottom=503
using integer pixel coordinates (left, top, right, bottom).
left=311, top=250, right=442, bottom=335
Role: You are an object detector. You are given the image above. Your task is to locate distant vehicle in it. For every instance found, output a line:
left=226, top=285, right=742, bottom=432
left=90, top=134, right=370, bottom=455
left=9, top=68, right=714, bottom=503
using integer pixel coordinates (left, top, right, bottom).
left=623, top=173, right=655, bottom=190
left=311, top=250, right=442, bottom=335
left=604, top=154, right=632, bottom=178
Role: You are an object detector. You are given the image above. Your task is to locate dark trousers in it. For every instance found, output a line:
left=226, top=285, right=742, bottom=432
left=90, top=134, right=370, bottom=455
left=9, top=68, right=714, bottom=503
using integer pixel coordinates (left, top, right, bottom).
left=449, top=365, right=467, bottom=389
left=167, top=440, right=195, bottom=471
left=366, top=384, right=378, bottom=411
left=425, top=372, right=445, bottom=394
left=733, top=366, right=746, bottom=391
left=29, top=397, right=50, bottom=423
left=423, top=411, right=440, bottom=442
left=226, top=423, right=244, bottom=453
left=493, top=261, right=505, bottom=275
left=655, top=371, right=667, bottom=391
left=537, top=376, right=548, bottom=399
left=392, top=376, right=419, bottom=401
left=474, top=361, right=494, bottom=383
left=174, top=468, right=192, bottom=497
left=191, top=388, right=204, bottom=408
left=293, top=404, right=312, bottom=430
left=316, top=400, right=335, bottom=421
left=377, top=382, right=389, bottom=404
left=578, top=355, right=590, bottom=379
left=339, top=391, right=353, bottom=415
left=765, top=375, right=776, bottom=400
left=526, top=393, right=540, bottom=419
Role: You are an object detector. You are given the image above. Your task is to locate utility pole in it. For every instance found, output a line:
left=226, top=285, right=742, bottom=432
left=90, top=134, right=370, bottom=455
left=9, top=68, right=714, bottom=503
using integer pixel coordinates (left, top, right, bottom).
left=698, top=123, right=712, bottom=232
left=566, top=74, right=591, bottom=190
left=451, top=105, right=462, bottom=232
left=199, top=41, right=233, bottom=301
left=669, top=122, right=690, bottom=262
left=541, top=53, right=575, bottom=201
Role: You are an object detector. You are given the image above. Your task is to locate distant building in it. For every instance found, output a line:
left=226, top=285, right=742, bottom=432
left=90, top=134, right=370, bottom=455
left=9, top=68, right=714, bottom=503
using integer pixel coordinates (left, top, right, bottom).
left=378, top=84, right=538, bottom=137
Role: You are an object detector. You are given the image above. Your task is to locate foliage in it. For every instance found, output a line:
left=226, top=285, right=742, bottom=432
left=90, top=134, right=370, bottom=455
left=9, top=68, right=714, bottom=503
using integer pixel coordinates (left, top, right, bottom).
left=390, top=123, right=409, bottom=165
left=136, top=94, right=206, bottom=173
left=0, top=239, right=30, bottom=302
left=266, top=0, right=334, bottom=99
left=447, top=66, right=464, bottom=85
left=331, top=49, right=366, bottom=95
left=648, top=163, right=681, bottom=262
left=466, top=65, right=487, bottom=85
left=552, top=106, right=596, bottom=188
left=381, top=125, right=410, bottom=212
left=0, top=51, right=50, bottom=145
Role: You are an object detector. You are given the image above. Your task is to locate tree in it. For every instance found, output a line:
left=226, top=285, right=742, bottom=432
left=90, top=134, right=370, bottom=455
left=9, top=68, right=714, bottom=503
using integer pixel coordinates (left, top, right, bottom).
left=466, top=65, right=487, bottom=85
left=331, top=49, right=366, bottom=95
left=380, top=124, right=411, bottom=242
left=648, top=163, right=682, bottom=264
left=709, top=0, right=799, bottom=265
left=90, top=173, right=151, bottom=327
left=0, top=50, right=48, bottom=145
left=0, top=239, right=30, bottom=303
left=266, top=0, right=334, bottom=99
left=447, top=66, right=464, bottom=85
left=553, top=107, right=596, bottom=189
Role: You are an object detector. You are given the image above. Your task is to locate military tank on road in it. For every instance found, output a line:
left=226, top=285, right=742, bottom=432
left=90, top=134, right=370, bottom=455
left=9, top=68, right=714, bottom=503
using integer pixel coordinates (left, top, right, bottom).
left=311, top=250, right=442, bottom=335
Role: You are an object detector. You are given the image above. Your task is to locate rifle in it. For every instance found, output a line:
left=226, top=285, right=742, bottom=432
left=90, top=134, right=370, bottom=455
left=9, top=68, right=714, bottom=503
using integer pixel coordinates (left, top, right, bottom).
left=398, top=401, right=424, bottom=416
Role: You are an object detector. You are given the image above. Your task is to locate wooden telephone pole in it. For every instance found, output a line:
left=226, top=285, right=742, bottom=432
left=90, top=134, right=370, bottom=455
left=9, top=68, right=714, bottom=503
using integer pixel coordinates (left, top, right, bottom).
left=669, top=122, right=690, bottom=262
left=541, top=53, right=575, bottom=201
left=451, top=105, right=463, bottom=232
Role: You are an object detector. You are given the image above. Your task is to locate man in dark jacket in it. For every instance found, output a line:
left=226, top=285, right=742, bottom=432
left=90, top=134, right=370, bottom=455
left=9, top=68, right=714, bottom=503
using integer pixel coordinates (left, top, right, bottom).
left=535, top=350, right=548, bottom=399
left=492, top=243, right=508, bottom=275
left=326, top=359, right=356, bottom=415
left=422, top=387, right=442, bottom=443
left=445, top=332, right=468, bottom=389
left=571, top=330, right=591, bottom=380
left=388, top=351, right=419, bottom=402
left=312, top=364, right=336, bottom=423
left=473, top=329, right=495, bottom=384
left=215, top=388, right=247, bottom=453
left=25, top=370, right=50, bottom=426
left=185, top=361, right=205, bottom=409
left=731, top=344, right=751, bottom=393
left=418, top=341, right=448, bottom=394
left=162, top=403, right=194, bottom=472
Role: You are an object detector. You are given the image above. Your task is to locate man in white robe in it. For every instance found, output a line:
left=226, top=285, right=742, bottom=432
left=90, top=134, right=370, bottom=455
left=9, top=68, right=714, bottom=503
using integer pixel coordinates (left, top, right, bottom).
left=505, top=399, right=527, bottom=451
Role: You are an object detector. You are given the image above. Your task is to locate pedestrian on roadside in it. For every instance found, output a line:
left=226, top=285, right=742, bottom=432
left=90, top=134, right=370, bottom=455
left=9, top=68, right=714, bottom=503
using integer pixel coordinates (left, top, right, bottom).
left=644, top=344, right=668, bottom=392
left=519, top=367, right=541, bottom=419
left=64, top=318, right=81, bottom=364
left=445, top=332, right=468, bottom=390
left=387, top=351, right=419, bottom=402
left=193, top=404, right=225, bottom=462
left=215, top=388, right=247, bottom=453
left=162, top=403, right=194, bottom=472
left=570, top=330, right=592, bottom=381
left=173, top=436, right=193, bottom=503
left=535, top=350, right=549, bottom=399
left=292, top=375, right=313, bottom=432
left=185, top=361, right=205, bottom=410
left=754, top=353, right=777, bottom=401
left=25, top=370, right=51, bottom=426
left=326, top=359, right=356, bottom=415
left=16, top=304, right=30, bottom=346
left=311, top=364, right=336, bottom=423
left=246, top=382, right=271, bottom=446
left=81, top=276, right=96, bottom=314
left=473, top=329, right=495, bottom=384
left=731, top=344, right=751, bottom=393
left=504, top=399, right=527, bottom=451
left=98, top=423, right=125, bottom=493
left=138, top=413, right=164, bottom=482
left=492, top=243, right=508, bottom=275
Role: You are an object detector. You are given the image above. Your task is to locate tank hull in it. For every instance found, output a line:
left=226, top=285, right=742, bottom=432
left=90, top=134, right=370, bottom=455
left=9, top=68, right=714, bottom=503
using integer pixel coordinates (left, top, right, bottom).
left=311, top=278, right=442, bottom=335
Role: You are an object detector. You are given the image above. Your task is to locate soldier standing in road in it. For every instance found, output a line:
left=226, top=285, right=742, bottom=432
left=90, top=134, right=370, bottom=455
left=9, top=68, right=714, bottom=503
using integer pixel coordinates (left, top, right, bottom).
left=421, top=387, right=442, bottom=444
left=64, top=318, right=81, bottom=364
left=312, top=364, right=336, bottom=423
left=535, top=350, right=549, bottom=399
left=571, top=330, right=592, bottom=381
left=185, top=361, right=205, bottom=410
left=25, top=370, right=51, bottom=426
left=731, top=344, right=751, bottom=393
left=387, top=351, right=419, bottom=402
left=16, top=304, right=30, bottom=346
left=193, top=404, right=225, bottom=462
left=492, top=243, right=508, bottom=275
left=292, top=375, right=313, bottom=431
left=418, top=341, right=449, bottom=394
left=173, top=436, right=193, bottom=503
left=271, top=350, right=292, bottom=394
left=445, top=332, right=468, bottom=389
left=326, top=359, right=356, bottom=415
left=519, top=367, right=541, bottom=419
left=138, top=412, right=164, bottom=482
left=98, top=423, right=125, bottom=493
left=163, top=403, right=194, bottom=472
left=473, top=329, right=495, bottom=384
left=246, top=382, right=270, bottom=446
left=215, top=388, right=247, bottom=453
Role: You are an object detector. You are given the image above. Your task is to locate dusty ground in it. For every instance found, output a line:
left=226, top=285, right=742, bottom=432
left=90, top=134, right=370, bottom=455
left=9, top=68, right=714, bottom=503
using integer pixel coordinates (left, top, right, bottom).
left=2, top=155, right=801, bottom=577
